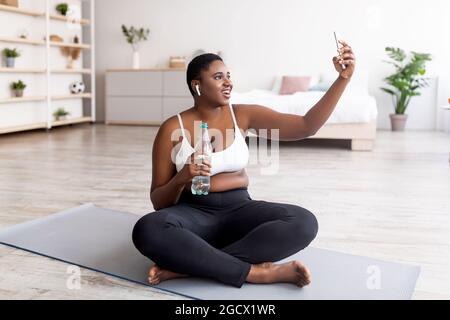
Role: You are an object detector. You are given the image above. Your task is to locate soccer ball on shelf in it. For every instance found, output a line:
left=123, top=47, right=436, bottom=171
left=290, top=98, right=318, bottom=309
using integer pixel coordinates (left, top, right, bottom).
left=69, top=81, right=85, bottom=94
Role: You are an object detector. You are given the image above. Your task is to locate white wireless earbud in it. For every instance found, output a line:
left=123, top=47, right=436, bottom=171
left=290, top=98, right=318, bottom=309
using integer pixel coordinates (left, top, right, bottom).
left=195, top=85, right=201, bottom=96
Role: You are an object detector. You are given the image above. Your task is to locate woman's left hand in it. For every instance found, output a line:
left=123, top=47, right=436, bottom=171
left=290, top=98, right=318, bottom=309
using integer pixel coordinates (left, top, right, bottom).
left=333, top=40, right=355, bottom=79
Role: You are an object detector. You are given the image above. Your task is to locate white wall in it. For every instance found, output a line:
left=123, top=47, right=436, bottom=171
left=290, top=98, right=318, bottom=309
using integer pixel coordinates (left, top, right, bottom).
left=95, top=0, right=450, bottom=130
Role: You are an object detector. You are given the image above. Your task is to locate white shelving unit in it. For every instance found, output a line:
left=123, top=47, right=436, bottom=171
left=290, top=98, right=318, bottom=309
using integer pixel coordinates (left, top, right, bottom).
left=0, top=0, right=95, bottom=134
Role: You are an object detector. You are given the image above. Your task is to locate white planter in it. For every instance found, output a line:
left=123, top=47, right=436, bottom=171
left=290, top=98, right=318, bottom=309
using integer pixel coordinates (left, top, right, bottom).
left=55, top=115, right=67, bottom=121
left=6, top=57, right=15, bottom=68
left=66, top=56, right=75, bottom=69
left=132, top=51, right=140, bottom=69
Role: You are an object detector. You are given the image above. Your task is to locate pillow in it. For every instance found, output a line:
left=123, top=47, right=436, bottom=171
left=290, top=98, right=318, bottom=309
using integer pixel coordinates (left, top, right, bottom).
left=279, top=76, right=311, bottom=95
left=309, top=81, right=333, bottom=92
left=317, top=70, right=370, bottom=95
left=272, top=75, right=319, bottom=93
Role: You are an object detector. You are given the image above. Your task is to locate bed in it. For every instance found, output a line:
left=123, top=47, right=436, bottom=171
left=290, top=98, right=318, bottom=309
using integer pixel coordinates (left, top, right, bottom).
left=230, top=82, right=378, bottom=151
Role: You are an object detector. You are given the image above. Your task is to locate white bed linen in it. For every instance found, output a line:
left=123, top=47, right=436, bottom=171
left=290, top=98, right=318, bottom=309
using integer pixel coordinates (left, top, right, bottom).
left=230, top=89, right=378, bottom=124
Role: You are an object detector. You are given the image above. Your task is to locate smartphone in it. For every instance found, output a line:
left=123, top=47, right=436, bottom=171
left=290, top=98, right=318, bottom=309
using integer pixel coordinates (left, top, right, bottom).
left=333, top=31, right=346, bottom=70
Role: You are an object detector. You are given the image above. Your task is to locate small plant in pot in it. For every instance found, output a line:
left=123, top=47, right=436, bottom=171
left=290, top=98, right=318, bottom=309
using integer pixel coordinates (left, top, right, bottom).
left=53, top=108, right=70, bottom=121
left=10, top=80, right=26, bottom=98
left=56, top=3, right=69, bottom=16
left=381, top=47, right=432, bottom=131
left=2, top=48, right=20, bottom=68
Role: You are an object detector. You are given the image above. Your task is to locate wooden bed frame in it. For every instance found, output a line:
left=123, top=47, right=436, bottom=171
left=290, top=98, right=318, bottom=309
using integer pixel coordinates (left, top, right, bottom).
left=309, top=119, right=377, bottom=151
left=245, top=119, right=377, bottom=151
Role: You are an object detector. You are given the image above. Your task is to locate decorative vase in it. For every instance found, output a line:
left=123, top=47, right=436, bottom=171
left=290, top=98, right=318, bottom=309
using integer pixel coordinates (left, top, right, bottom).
left=13, top=89, right=24, bottom=98
left=132, top=51, right=140, bottom=69
left=66, top=56, right=74, bottom=69
left=390, top=113, right=408, bottom=131
left=6, top=57, right=15, bottom=68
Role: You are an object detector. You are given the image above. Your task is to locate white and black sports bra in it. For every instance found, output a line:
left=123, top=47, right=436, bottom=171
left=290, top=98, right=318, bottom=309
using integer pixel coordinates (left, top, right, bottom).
left=175, top=104, right=249, bottom=176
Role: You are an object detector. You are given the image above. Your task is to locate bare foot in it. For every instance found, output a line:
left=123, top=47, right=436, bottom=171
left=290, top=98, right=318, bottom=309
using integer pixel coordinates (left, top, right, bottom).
left=148, top=264, right=188, bottom=285
left=246, top=260, right=311, bottom=287
left=256, top=262, right=274, bottom=268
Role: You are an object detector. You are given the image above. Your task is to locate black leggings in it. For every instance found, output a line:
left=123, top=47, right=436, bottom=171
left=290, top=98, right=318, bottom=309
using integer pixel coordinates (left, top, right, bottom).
left=132, top=187, right=318, bottom=288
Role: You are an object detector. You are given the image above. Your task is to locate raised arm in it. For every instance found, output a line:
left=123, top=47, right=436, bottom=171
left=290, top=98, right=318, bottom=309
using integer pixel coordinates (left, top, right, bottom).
left=242, top=40, right=355, bottom=141
left=240, top=104, right=313, bottom=141
left=303, top=40, right=355, bottom=134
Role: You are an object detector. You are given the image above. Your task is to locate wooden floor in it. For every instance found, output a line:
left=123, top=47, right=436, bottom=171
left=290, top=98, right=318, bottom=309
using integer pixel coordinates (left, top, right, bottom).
left=0, top=124, right=449, bottom=300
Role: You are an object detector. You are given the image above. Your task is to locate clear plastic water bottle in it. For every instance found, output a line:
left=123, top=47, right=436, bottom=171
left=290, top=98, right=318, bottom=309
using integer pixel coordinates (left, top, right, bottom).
left=191, top=122, right=212, bottom=195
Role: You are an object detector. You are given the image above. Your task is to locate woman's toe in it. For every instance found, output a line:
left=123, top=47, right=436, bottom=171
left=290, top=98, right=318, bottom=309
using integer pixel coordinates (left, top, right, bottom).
left=148, top=276, right=159, bottom=285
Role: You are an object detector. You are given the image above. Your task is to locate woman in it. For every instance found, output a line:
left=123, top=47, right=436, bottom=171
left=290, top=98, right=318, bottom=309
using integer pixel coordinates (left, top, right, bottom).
left=132, top=41, right=355, bottom=288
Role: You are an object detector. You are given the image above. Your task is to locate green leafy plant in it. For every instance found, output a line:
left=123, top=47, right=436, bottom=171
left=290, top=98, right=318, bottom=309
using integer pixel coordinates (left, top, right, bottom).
left=3, top=48, right=21, bottom=58
left=53, top=108, right=70, bottom=118
left=56, top=3, right=69, bottom=16
left=381, top=47, right=432, bottom=115
left=11, top=80, right=26, bottom=90
left=121, top=25, right=150, bottom=51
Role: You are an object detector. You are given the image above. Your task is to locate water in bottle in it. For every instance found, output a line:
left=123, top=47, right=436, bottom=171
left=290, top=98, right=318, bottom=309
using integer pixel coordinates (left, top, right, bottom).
left=191, top=122, right=213, bottom=195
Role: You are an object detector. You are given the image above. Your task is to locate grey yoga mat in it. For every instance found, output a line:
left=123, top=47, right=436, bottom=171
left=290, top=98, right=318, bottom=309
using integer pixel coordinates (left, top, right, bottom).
left=0, top=203, right=420, bottom=300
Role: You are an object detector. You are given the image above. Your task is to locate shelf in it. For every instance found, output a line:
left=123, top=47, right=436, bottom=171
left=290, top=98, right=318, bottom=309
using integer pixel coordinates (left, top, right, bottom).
left=0, top=68, right=92, bottom=74
left=0, top=1, right=95, bottom=134
left=49, top=14, right=90, bottom=26
left=0, top=67, right=46, bottom=73
left=0, top=5, right=90, bottom=25
left=0, top=4, right=43, bottom=17
left=107, top=68, right=187, bottom=72
left=52, top=93, right=92, bottom=100
left=0, top=96, right=46, bottom=104
left=51, top=69, right=92, bottom=74
left=0, top=37, right=90, bottom=49
left=50, top=41, right=91, bottom=49
left=0, top=122, right=47, bottom=134
left=0, top=94, right=91, bottom=103
left=0, top=37, right=45, bottom=46
left=0, top=117, right=92, bottom=134
left=52, top=116, right=92, bottom=127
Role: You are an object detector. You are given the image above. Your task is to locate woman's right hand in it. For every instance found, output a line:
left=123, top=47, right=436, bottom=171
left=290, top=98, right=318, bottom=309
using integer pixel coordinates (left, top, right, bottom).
left=175, top=155, right=212, bottom=185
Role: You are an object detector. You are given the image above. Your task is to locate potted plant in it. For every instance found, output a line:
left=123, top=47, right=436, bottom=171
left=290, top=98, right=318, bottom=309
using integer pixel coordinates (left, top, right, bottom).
left=10, top=80, right=26, bottom=97
left=381, top=47, right=432, bottom=131
left=56, top=3, right=69, bottom=16
left=121, top=25, right=150, bottom=69
left=2, top=48, right=20, bottom=68
left=53, top=108, right=70, bottom=121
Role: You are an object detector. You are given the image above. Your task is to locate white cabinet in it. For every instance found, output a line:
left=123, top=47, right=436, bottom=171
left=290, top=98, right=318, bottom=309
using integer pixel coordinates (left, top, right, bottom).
left=106, top=71, right=162, bottom=96
left=105, top=69, right=192, bottom=125
left=107, top=97, right=162, bottom=123
left=163, top=97, right=193, bottom=121
left=163, top=71, right=190, bottom=96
